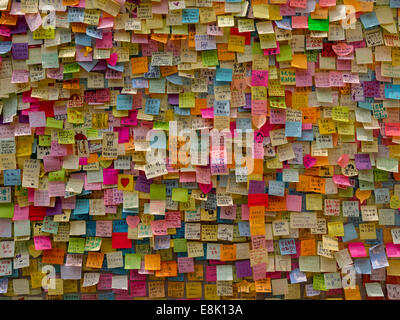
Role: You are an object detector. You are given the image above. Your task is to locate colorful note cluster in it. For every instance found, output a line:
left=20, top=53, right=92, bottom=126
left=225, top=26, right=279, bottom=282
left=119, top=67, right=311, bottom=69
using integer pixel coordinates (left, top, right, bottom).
left=0, top=0, right=400, bottom=301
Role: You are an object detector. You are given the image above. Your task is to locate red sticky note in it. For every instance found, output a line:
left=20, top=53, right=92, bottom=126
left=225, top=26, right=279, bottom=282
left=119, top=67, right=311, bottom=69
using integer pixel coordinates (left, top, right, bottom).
left=112, top=232, right=132, bottom=249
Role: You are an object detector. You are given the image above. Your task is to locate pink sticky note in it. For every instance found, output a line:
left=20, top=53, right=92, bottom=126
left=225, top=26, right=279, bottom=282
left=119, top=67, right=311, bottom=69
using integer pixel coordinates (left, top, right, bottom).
left=220, top=206, right=236, bottom=220
left=12, top=205, right=29, bottom=221
left=241, top=204, right=249, bottom=220
left=252, top=263, right=267, bottom=281
left=286, top=194, right=302, bottom=212
left=96, top=32, right=113, bottom=49
left=76, top=45, right=93, bottom=62
left=251, top=70, right=268, bottom=87
left=43, top=156, right=62, bottom=172
left=333, top=174, right=351, bottom=186
left=29, top=111, right=46, bottom=128
left=34, top=236, right=52, bottom=250
left=98, top=17, right=114, bottom=29
left=179, top=171, right=196, bottom=183
left=386, top=243, right=400, bottom=257
left=348, top=242, right=367, bottom=257
left=337, top=154, right=349, bottom=168
left=107, top=52, right=118, bottom=67
left=24, top=13, right=42, bottom=32
left=103, top=169, right=118, bottom=185
left=206, top=265, right=217, bottom=282
left=131, top=281, right=147, bottom=297
left=303, top=155, right=316, bottom=168
left=48, top=181, right=66, bottom=197
left=201, top=108, right=214, bottom=119
left=150, top=219, right=168, bottom=235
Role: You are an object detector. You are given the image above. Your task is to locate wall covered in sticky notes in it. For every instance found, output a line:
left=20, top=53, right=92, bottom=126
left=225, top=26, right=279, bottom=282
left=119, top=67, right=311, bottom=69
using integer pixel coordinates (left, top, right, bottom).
left=0, top=0, right=399, bottom=302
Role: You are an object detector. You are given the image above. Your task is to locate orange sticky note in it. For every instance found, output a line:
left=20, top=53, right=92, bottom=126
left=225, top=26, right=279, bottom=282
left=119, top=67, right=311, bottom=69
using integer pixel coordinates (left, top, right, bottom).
left=220, top=244, right=237, bottom=261
left=144, top=254, right=161, bottom=270
left=131, top=57, right=149, bottom=74
left=300, top=239, right=316, bottom=256
left=85, top=252, right=104, bottom=269
left=291, top=54, right=308, bottom=69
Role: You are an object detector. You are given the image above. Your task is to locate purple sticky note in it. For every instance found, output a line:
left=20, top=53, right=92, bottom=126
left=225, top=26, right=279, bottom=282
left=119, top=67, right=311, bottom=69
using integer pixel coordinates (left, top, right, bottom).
left=236, top=260, right=252, bottom=278
left=12, top=43, right=28, bottom=60
left=168, top=94, right=179, bottom=105
left=11, top=16, right=27, bottom=34
left=135, top=175, right=152, bottom=193
left=248, top=180, right=265, bottom=194
left=46, top=198, right=62, bottom=216
left=355, top=153, right=372, bottom=170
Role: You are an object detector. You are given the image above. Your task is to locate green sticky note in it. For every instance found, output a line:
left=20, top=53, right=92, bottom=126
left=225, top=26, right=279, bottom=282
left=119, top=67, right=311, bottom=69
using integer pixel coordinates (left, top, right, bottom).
left=313, top=274, right=327, bottom=291
left=251, top=42, right=263, bottom=55
left=173, top=238, right=187, bottom=253
left=153, top=121, right=169, bottom=131
left=149, top=78, right=166, bottom=94
left=150, top=184, right=167, bottom=200
left=276, top=44, right=292, bottom=62
left=38, top=135, right=51, bottom=147
left=0, top=203, right=14, bottom=218
left=124, top=253, right=142, bottom=269
left=306, top=50, right=318, bottom=62
left=172, top=188, right=189, bottom=202
left=374, top=168, right=389, bottom=182
left=48, top=169, right=65, bottom=182
left=63, top=62, right=80, bottom=74
left=308, top=17, right=329, bottom=31
left=46, top=117, right=64, bottom=129
left=201, top=50, right=219, bottom=67
left=179, top=93, right=195, bottom=109
left=68, top=237, right=85, bottom=254
left=376, top=157, right=399, bottom=172
left=338, top=187, right=354, bottom=198
left=86, top=128, right=99, bottom=139
left=84, top=237, right=102, bottom=251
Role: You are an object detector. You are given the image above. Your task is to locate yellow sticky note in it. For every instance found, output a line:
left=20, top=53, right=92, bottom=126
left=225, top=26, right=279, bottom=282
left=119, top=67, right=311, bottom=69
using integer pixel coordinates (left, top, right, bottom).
left=291, top=54, right=308, bottom=69
left=118, top=174, right=134, bottom=191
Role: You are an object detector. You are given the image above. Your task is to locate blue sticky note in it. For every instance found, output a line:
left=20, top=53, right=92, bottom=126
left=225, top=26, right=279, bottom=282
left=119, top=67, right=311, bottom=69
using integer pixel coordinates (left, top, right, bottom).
left=279, top=238, right=297, bottom=255
left=145, top=99, right=160, bottom=115
left=67, top=8, right=84, bottom=23
left=108, top=63, right=124, bottom=72
left=342, top=223, right=358, bottom=242
left=390, top=0, right=400, bottom=7
left=385, top=84, right=400, bottom=100
left=0, top=42, right=12, bottom=54
left=216, top=68, right=233, bottom=82
left=290, top=268, right=307, bottom=283
left=75, top=33, right=92, bottom=47
left=117, top=95, right=133, bottom=110
left=297, top=129, right=314, bottom=141
left=3, top=170, right=21, bottom=186
left=73, top=199, right=90, bottom=215
left=238, top=222, right=251, bottom=237
left=182, top=9, right=199, bottom=23
left=275, top=16, right=292, bottom=30
left=166, top=74, right=183, bottom=85
left=86, top=26, right=103, bottom=39
left=78, top=60, right=98, bottom=72
left=113, top=220, right=129, bottom=233
left=285, top=121, right=302, bottom=137
left=236, top=118, right=252, bottom=131
left=132, top=78, right=149, bottom=89
left=86, top=220, right=96, bottom=237
left=354, top=258, right=372, bottom=274
left=144, top=65, right=161, bottom=79
left=174, top=106, right=190, bottom=115
left=268, top=180, right=285, bottom=197
left=214, top=100, right=230, bottom=116
left=360, top=12, right=380, bottom=29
